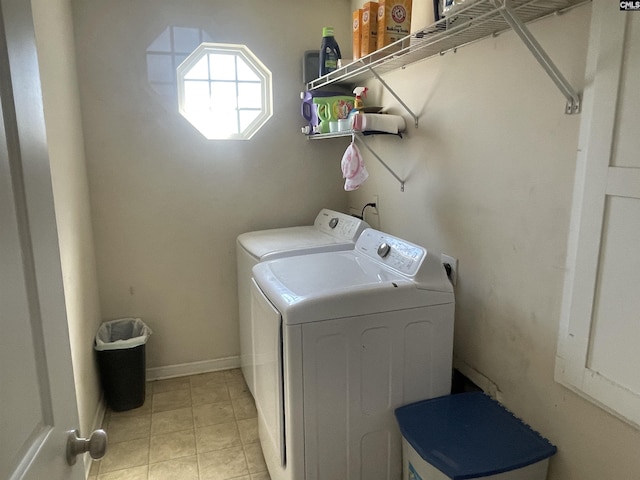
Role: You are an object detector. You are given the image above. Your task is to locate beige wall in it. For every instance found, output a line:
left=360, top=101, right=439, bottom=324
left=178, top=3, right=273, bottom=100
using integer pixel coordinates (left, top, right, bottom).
left=31, top=0, right=103, bottom=445
left=72, top=0, right=351, bottom=370
left=347, top=2, right=640, bottom=478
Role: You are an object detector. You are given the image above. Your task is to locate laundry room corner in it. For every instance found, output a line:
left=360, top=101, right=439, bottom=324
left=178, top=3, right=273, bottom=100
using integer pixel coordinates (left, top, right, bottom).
left=71, top=0, right=351, bottom=373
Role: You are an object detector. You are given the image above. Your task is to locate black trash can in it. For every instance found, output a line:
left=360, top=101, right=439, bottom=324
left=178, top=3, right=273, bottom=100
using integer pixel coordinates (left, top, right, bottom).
left=95, top=318, right=152, bottom=412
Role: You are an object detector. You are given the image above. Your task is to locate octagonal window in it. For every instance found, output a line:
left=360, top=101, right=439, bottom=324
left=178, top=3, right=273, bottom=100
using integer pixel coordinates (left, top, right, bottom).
left=177, top=43, right=272, bottom=140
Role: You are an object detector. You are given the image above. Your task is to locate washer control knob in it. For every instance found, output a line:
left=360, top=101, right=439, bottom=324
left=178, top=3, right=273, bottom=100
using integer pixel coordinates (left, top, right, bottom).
left=377, top=242, right=391, bottom=258
left=329, top=218, right=339, bottom=229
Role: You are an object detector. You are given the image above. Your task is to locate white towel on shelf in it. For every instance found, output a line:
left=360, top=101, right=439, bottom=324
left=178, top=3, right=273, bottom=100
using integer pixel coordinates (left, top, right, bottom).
left=351, top=113, right=406, bottom=134
left=341, top=141, right=368, bottom=191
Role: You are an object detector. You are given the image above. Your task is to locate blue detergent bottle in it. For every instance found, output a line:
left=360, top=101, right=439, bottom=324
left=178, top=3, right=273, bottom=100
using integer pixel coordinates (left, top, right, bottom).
left=319, top=26, right=341, bottom=77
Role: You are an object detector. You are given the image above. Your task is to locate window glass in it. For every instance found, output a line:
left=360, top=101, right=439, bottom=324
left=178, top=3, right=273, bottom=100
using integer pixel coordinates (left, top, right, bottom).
left=210, top=82, right=237, bottom=110
left=209, top=54, right=236, bottom=81
left=184, top=56, right=209, bottom=80
left=183, top=81, right=209, bottom=109
left=237, top=59, right=259, bottom=82
left=238, top=83, right=262, bottom=109
left=177, top=43, right=272, bottom=140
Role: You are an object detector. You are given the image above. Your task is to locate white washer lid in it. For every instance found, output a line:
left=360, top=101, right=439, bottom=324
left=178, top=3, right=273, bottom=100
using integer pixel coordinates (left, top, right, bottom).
left=252, top=250, right=454, bottom=325
left=237, top=226, right=351, bottom=260
left=237, top=209, right=369, bottom=260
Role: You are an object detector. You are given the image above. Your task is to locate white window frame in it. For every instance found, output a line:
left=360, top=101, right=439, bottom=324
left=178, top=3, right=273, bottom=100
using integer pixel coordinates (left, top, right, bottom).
left=177, top=43, right=272, bottom=140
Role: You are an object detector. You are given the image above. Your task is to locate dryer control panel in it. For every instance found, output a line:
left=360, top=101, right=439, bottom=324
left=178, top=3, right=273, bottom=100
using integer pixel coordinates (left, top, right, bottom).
left=355, top=228, right=426, bottom=276
left=314, top=209, right=369, bottom=241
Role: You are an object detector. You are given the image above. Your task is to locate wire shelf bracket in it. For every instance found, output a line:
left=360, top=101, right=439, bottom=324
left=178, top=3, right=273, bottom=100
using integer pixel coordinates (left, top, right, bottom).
left=364, top=64, right=419, bottom=127
left=494, top=0, right=581, bottom=114
left=353, top=133, right=406, bottom=192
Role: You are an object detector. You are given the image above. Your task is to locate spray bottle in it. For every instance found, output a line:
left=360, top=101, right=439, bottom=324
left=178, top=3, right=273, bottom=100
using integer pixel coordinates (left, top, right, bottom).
left=349, top=87, right=369, bottom=131
left=353, top=87, right=368, bottom=110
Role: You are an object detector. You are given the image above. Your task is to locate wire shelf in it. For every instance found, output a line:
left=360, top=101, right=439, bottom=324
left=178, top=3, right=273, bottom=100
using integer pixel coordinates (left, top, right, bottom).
left=307, top=0, right=588, bottom=90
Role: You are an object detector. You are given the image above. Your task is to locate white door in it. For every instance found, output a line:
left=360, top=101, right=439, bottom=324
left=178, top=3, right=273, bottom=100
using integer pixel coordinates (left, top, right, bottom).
left=0, top=0, right=85, bottom=478
left=556, top=5, right=640, bottom=428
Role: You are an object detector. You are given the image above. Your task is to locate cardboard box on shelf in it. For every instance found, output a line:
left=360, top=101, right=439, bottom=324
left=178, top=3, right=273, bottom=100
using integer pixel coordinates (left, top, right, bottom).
left=360, top=1, right=378, bottom=57
left=353, top=9, right=363, bottom=60
left=377, top=0, right=413, bottom=50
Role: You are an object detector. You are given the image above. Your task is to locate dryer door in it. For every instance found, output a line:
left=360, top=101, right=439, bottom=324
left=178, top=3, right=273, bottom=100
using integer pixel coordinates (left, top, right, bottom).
left=251, top=279, right=286, bottom=468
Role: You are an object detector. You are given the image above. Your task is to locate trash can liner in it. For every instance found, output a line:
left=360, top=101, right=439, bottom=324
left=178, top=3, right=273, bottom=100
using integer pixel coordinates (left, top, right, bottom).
left=95, top=317, right=152, bottom=351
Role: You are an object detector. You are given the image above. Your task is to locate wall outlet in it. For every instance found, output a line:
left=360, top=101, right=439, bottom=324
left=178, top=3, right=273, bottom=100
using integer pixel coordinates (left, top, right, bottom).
left=441, top=253, right=458, bottom=286
left=371, top=195, right=379, bottom=215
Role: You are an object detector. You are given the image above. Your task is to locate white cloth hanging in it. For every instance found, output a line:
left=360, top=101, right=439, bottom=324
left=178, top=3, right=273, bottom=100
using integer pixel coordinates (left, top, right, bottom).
left=341, top=141, right=368, bottom=191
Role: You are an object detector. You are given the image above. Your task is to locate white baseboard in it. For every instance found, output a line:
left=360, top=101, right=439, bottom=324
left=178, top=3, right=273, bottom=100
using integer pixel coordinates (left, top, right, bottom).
left=146, top=356, right=240, bottom=381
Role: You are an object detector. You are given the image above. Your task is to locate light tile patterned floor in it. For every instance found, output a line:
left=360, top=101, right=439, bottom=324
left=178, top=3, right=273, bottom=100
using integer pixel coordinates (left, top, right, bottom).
left=88, top=369, right=271, bottom=480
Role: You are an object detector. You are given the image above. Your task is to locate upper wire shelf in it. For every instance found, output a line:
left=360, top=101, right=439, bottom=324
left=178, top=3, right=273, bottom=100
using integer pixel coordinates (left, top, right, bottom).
left=307, top=0, right=588, bottom=92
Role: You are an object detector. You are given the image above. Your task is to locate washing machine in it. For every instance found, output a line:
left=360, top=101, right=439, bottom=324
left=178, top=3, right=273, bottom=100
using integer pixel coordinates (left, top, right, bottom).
left=236, top=209, right=369, bottom=397
left=250, top=228, right=455, bottom=480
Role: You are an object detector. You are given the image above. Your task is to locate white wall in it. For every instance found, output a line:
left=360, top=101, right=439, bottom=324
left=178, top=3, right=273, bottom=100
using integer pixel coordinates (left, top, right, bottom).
left=71, top=0, right=351, bottom=371
left=31, top=0, right=103, bottom=445
left=347, top=2, right=640, bottom=478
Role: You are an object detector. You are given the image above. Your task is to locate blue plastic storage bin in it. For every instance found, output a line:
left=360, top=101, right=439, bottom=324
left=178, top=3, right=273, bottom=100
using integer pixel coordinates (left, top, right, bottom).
left=394, top=392, right=557, bottom=480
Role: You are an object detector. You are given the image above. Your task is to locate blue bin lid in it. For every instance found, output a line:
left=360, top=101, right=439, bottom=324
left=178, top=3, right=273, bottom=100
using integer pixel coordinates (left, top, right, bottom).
left=394, top=392, right=557, bottom=480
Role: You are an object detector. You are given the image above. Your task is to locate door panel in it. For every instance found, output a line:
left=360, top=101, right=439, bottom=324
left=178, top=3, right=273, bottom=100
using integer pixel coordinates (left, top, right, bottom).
left=588, top=197, right=640, bottom=392
left=611, top=18, right=640, bottom=169
left=0, top=89, right=50, bottom=480
left=0, top=0, right=83, bottom=478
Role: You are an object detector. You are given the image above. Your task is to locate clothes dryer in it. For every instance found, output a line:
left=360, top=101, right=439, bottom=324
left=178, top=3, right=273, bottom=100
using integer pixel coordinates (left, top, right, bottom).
left=251, top=228, right=455, bottom=480
left=236, top=209, right=368, bottom=396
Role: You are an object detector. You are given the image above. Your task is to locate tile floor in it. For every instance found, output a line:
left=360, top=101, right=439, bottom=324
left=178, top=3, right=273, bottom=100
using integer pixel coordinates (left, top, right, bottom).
left=88, top=369, right=271, bottom=480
